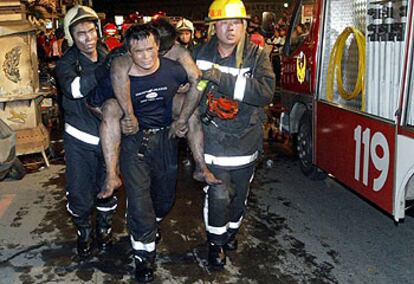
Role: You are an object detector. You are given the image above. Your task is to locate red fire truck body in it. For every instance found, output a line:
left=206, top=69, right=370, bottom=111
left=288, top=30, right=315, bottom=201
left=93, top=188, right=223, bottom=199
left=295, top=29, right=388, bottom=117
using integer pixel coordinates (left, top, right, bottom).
left=274, top=0, right=414, bottom=220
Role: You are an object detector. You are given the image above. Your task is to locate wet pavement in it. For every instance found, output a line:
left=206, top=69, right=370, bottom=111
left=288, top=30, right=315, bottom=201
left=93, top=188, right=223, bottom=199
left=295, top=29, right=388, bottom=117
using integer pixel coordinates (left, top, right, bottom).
left=1, top=140, right=414, bottom=283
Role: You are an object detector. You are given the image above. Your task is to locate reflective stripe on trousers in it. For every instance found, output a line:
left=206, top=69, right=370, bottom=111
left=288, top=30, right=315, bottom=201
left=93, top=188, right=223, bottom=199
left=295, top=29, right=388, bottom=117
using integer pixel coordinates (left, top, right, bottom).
left=203, top=165, right=255, bottom=245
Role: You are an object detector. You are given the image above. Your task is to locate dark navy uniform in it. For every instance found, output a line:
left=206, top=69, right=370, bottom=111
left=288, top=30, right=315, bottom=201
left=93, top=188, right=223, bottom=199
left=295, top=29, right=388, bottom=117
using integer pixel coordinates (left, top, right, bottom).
left=56, top=44, right=117, bottom=244
left=119, top=58, right=187, bottom=263
left=194, top=36, right=275, bottom=246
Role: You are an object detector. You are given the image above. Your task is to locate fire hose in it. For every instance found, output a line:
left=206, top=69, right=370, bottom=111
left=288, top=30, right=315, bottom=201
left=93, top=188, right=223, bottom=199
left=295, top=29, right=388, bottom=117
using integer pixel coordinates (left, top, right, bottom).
left=326, top=27, right=366, bottom=111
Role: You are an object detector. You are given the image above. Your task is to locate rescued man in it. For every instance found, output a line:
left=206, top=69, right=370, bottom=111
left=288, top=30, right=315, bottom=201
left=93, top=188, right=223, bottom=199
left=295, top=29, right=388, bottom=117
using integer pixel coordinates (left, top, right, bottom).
left=95, top=18, right=221, bottom=201
left=94, top=23, right=190, bottom=283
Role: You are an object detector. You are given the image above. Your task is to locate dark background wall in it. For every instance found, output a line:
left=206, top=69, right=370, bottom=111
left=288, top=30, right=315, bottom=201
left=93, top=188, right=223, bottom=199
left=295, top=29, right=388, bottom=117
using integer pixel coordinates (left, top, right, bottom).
left=93, top=0, right=289, bottom=22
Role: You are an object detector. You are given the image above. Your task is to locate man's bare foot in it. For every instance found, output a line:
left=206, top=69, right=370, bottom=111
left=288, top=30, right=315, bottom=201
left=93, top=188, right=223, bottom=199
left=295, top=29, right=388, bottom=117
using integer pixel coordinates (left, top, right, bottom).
left=193, top=167, right=222, bottom=185
left=98, top=175, right=122, bottom=199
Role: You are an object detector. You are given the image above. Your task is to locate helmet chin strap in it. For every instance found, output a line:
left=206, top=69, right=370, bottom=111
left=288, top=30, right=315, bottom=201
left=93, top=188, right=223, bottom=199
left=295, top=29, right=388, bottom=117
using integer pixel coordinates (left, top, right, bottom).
left=235, top=21, right=247, bottom=68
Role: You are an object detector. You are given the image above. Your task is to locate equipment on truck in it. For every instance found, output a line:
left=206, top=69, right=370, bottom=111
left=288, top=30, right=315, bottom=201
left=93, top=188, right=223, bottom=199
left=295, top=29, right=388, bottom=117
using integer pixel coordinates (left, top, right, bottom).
left=262, top=0, right=414, bottom=221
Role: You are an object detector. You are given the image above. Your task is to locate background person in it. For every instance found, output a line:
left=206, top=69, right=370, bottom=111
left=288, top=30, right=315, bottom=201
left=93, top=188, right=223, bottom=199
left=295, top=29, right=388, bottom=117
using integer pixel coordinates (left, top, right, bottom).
left=176, top=18, right=195, bottom=51
left=103, top=22, right=122, bottom=51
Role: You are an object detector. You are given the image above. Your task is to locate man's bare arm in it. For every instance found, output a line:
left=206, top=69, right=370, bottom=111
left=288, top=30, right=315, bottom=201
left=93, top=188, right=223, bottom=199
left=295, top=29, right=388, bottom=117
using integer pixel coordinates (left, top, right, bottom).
left=110, top=54, right=138, bottom=135
left=165, top=45, right=202, bottom=137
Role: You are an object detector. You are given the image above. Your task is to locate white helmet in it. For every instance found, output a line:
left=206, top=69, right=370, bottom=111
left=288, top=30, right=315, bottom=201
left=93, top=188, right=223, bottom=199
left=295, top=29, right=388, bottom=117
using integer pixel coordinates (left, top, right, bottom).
left=64, top=5, right=99, bottom=47
left=176, top=18, right=194, bottom=36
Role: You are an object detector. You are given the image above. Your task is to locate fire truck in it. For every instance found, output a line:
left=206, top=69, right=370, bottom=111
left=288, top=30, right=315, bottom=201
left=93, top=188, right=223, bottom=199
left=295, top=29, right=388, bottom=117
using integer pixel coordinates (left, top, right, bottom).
left=263, top=0, right=414, bottom=221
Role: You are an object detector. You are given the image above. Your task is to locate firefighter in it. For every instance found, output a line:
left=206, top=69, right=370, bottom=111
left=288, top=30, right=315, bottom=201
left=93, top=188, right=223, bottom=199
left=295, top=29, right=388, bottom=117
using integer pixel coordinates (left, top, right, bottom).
left=95, top=23, right=189, bottom=283
left=103, top=22, right=122, bottom=51
left=176, top=18, right=195, bottom=51
left=55, top=5, right=117, bottom=259
left=95, top=19, right=221, bottom=201
left=194, top=0, right=275, bottom=267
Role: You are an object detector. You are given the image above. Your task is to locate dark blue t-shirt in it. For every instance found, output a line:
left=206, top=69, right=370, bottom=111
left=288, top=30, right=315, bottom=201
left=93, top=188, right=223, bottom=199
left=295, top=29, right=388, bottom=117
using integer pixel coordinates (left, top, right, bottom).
left=130, top=58, right=187, bottom=129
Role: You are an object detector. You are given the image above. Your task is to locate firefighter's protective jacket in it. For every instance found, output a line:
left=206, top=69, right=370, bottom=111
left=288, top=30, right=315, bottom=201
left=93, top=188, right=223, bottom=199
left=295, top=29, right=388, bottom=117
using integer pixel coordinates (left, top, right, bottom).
left=56, top=44, right=107, bottom=145
left=194, top=35, right=275, bottom=169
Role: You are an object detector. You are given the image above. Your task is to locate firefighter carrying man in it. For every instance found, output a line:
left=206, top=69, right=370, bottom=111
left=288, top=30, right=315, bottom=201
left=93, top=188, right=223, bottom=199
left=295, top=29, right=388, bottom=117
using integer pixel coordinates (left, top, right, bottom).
left=194, top=0, right=275, bottom=267
left=56, top=5, right=117, bottom=259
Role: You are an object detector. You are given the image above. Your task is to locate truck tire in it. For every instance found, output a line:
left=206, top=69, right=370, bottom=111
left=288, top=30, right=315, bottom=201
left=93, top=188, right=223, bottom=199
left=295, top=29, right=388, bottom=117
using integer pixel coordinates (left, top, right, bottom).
left=7, top=158, right=26, bottom=180
left=297, top=112, right=327, bottom=180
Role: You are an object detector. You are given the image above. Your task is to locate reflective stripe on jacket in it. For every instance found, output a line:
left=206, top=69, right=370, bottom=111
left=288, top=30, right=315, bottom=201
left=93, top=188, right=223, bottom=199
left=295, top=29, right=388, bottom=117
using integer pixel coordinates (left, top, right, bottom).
left=194, top=35, right=275, bottom=168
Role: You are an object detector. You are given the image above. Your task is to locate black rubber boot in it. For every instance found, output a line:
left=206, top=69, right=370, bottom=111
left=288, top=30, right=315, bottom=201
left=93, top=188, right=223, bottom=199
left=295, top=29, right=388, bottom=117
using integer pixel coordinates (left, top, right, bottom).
left=96, top=210, right=114, bottom=252
left=224, top=229, right=238, bottom=251
left=134, top=255, right=155, bottom=283
left=155, top=228, right=161, bottom=245
left=96, top=227, right=112, bottom=252
left=208, top=243, right=226, bottom=267
left=76, top=224, right=93, bottom=259
left=224, top=237, right=238, bottom=251
left=155, top=219, right=162, bottom=244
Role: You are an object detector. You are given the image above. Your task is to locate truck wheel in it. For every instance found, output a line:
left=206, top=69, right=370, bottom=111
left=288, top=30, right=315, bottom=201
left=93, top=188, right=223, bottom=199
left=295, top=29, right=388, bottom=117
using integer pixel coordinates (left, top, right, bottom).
left=297, top=112, right=327, bottom=180
left=7, top=158, right=26, bottom=180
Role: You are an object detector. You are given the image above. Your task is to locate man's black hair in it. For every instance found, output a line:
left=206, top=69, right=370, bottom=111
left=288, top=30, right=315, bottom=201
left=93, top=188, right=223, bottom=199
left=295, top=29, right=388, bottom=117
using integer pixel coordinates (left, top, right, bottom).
left=124, top=23, right=160, bottom=50
left=148, top=17, right=176, bottom=54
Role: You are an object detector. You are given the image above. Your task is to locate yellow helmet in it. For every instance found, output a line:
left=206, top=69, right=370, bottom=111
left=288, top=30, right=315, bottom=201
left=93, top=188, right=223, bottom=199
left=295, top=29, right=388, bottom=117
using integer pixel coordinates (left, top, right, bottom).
left=206, top=0, right=250, bottom=23
left=64, top=5, right=99, bottom=47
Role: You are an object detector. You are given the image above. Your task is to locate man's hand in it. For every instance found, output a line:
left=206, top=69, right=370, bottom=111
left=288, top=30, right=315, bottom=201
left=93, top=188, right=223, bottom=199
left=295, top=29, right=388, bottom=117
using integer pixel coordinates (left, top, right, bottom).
left=202, top=68, right=222, bottom=86
left=121, top=115, right=139, bottom=135
left=169, top=119, right=188, bottom=138
left=177, top=83, right=190, bottom=94
left=105, top=46, right=128, bottom=69
left=193, top=166, right=222, bottom=185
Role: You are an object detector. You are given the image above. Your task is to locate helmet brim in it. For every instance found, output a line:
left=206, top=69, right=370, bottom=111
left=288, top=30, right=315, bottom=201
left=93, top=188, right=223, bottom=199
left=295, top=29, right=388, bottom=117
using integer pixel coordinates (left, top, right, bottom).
left=205, top=15, right=251, bottom=24
left=70, top=16, right=98, bottom=28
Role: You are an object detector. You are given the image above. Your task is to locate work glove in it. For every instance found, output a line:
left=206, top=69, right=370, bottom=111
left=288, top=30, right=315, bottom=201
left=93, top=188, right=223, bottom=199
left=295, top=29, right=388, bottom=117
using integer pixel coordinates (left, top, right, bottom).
left=202, top=68, right=222, bottom=86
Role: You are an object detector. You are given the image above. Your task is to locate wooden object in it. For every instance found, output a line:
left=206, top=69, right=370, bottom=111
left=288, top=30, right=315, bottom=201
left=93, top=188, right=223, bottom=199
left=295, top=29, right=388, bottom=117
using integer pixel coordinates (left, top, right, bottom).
left=15, top=123, right=50, bottom=167
left=0, top=96, right=42, bottom=131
